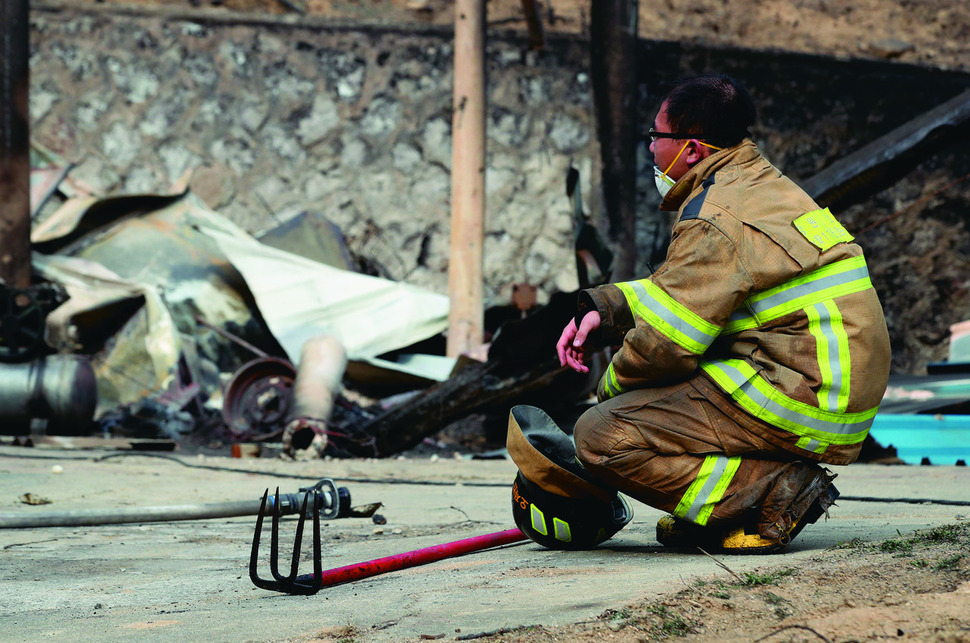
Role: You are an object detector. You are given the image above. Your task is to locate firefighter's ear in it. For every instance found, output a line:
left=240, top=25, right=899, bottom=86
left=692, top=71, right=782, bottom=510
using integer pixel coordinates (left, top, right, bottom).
left=685, top=139, right=712, bottom=166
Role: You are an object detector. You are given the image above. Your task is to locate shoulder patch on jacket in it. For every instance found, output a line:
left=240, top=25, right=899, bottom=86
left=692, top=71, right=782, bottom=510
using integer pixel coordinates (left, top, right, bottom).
left=679, top=176, right=716, bottom=221
left=793, top=208, right=855, bottom=251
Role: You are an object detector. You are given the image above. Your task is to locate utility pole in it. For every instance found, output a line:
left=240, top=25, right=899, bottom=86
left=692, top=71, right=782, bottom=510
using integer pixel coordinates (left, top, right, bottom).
left=0, top=0, right=31, bottom=288
left=590, top=0, right=639, bottom=282
left=447, top=0, right=486, bottom=358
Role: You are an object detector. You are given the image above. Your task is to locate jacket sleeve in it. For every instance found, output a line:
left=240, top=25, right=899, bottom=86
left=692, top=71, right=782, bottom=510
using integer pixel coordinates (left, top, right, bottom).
left=583, top=219, right=754, bottom=401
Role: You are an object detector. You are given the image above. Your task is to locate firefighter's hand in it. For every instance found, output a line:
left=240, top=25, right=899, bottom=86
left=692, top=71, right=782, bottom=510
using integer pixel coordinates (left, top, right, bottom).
left=556, top=311, right=601, bottom=374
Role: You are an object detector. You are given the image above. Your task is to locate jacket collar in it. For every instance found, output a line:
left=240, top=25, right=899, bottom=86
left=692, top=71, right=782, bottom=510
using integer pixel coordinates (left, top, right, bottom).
left=660, top=139, right=760, bottom=211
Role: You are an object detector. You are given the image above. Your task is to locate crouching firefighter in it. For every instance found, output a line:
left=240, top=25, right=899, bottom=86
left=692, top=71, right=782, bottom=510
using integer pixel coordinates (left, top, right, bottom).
left=516, top=74, right=891, bottom=554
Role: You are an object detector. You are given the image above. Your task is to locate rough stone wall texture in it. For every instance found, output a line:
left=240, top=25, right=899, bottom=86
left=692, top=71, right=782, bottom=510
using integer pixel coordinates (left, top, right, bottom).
left=28, top=6, right=970, bottom=373
left=29, top=9, right=598, bottom=308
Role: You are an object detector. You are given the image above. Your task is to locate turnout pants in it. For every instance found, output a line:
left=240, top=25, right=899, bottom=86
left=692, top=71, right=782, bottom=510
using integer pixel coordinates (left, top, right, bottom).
left=574, top=373, right=829, bottom=539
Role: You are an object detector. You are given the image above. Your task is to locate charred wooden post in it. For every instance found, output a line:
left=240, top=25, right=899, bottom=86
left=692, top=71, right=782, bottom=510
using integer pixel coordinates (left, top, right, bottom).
left=590, top=0, right=639, bottom=282
left=0, top=0, right=32, bottom=288
left=519, top=0, right=546, bottom=50
left=803, top=89, right=970, bottom=212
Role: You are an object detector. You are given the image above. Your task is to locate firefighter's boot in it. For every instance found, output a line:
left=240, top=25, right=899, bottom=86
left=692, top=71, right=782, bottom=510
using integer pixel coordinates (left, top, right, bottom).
left=656, top=469, right=840, bottom=554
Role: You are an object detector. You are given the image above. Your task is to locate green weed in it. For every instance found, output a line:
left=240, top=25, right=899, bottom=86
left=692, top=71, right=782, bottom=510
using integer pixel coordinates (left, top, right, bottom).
left=739, top=568, right=796, bottom=586
left=644, top=604, right=692, bottom=638
left=762, top=591, right=785, bottom=605
left=705, top=580, right=731, bottom=599
left=834, top=537, right=867, bottom=549
left=762, top=590, right=791, bottom=618
left=917, top=524, right=969, bottom=544
left=879, top=539, right=913, bottom=553
left=600, top=607, right=631, bottom=620
left=933, top=554, right=963, bottom=571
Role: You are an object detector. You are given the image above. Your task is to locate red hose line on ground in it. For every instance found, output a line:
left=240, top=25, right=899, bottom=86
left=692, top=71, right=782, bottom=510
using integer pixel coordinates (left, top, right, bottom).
left=315, top=527, right=527, bottom=588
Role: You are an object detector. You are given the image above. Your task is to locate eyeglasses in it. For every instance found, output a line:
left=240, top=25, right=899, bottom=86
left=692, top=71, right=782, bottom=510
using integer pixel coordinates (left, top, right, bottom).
left=646, top=128, right=704, bottom=142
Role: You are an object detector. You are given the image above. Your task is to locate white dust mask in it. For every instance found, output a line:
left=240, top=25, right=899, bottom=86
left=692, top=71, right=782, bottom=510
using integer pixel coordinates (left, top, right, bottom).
left=653, top=140, right=689, bottom=199
left=654, top=165, right=676, bottom=198
left=652, top=139, right=723, bottom=199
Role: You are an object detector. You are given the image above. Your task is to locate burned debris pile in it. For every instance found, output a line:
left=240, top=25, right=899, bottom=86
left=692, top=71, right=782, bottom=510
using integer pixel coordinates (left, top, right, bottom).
left=2, top=169, right=595, bottom=459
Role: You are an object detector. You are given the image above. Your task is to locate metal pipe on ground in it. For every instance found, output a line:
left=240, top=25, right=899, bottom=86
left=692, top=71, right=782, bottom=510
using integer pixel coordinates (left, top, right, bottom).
left=0, top=483, right=351, bottom=529
left=283, top=335, right=347, bottom=455
left=0, top=500, right=265, bottom=529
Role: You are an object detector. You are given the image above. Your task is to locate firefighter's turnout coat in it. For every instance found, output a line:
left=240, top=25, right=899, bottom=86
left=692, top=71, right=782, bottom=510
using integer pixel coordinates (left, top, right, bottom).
left=577, top=140, right=891, bottom=467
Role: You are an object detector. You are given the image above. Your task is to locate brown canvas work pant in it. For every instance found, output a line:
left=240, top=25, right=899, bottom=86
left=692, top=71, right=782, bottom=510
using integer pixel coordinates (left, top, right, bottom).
left=573, top=373, right=831, bottom=539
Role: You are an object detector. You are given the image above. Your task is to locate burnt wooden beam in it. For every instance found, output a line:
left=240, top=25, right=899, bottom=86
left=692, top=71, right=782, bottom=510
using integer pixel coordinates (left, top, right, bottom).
left=341, top=357, right=586, bottom=457
left=802, top=89, right=970, bottom=213
left=339, top=292, right=594, bottom=457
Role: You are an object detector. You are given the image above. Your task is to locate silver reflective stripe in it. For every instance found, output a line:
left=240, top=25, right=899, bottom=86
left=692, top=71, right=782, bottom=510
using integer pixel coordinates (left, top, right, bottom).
left=727, top=261, right=870, bottom=330
left=553, top=518, right=572, bottom=542
left=627, top=280, right=718, bottom=349
left=810, top=302, right=845, bottom=412
left=707, top=360, right=874, bottom=436
left=683, top=456, right=730, bottom=522
left=728, top=306, right=751, bottom=325
left=530, top=505, right=547, bottom=536
left=748, top=265, right=870, bottom=318
left=603, top=363, right=625, bottom=399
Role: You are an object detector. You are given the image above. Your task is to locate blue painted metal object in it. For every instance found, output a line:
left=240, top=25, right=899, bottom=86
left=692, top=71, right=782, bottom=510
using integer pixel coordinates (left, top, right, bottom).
left=868, top=414, right=970, bottom=465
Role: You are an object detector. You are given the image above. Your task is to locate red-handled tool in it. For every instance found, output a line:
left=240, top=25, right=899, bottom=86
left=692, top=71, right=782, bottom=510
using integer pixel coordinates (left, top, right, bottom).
left=249, top=487, right=527, bottom=595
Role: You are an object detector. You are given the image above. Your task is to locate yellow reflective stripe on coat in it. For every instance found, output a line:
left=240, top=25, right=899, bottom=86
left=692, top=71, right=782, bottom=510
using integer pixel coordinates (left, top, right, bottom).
left=796, top=436, right=829, bottom=454
left=725, top=256, right=872, bottom=334
left=617, top=280, right=720, bottom=354
left=673, top=454, right=741, bottom=526
left=601, top=362, right=626, bottom=400
left=701, top=359, right=876, bottom=445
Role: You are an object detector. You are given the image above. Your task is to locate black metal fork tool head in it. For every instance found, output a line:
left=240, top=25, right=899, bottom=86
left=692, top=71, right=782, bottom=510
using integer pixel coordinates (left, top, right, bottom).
left=249, top=485, right=328, bottom=595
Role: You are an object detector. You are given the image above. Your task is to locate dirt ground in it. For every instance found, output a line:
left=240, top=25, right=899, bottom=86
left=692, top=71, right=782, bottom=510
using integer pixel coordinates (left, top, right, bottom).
left=465, top=525, right=970, bottom=643
left=38, top=1, right=970, bottom=641
left=291, top=525, right=970, bottom=643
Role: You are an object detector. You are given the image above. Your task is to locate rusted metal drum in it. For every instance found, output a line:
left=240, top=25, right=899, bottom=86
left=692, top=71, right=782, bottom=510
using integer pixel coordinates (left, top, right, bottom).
left=0, top=355, right=98, bottom=435
left=221, top=357, right=296, bottom=439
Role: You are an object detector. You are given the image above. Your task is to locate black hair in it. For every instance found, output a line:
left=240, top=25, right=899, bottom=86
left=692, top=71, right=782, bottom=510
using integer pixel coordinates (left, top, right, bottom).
left=661, top=74, right=757, bottom=148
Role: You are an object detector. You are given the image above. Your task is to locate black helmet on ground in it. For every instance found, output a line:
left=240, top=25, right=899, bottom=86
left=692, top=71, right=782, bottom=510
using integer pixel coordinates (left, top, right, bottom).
left=507, top=404, right=633, bottom=550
